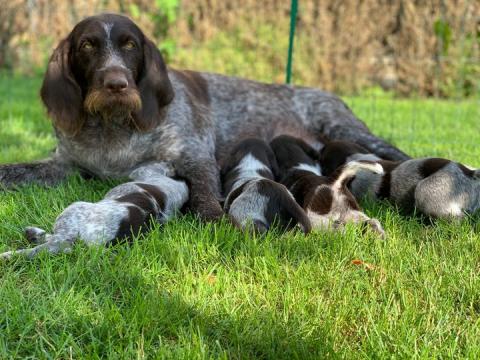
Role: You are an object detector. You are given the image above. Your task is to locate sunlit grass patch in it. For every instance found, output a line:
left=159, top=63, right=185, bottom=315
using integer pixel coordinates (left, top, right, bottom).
left=1, top=75, right=479, bottom=358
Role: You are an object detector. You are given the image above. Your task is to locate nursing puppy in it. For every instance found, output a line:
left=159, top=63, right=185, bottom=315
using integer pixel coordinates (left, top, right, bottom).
left=320, top=140, right=382, bottom=176
left=0, top=164, right=188, bottom=259
left=221, top=138, right=311, bottom=234
left=271, top=135, right=385, bottom=237
left=320, top=140, right=480, bottom=218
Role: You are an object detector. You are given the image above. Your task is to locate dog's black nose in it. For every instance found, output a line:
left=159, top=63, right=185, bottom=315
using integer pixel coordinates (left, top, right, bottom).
left=104, top=77, right=128, bottom=92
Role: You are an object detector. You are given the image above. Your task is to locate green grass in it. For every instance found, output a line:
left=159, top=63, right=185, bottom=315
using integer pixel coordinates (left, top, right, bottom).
left=1, top=74, right=480, bottom=359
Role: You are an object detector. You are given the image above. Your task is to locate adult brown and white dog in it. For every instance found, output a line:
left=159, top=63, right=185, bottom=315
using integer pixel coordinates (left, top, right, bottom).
left=0, top=14, right=408, bottom=230
left=271, top=136, right=385, bottom=237
left=320, top=140, right=480, bottom=219
left=221, top=138, right=311, bottom=234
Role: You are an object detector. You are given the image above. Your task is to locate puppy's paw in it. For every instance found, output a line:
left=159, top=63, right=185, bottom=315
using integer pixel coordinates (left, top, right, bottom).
left=366, top=218, right=386, bottom=239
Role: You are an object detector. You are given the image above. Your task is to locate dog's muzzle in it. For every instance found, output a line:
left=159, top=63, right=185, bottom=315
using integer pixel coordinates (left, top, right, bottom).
left=84, top=66, right=142, bottom=118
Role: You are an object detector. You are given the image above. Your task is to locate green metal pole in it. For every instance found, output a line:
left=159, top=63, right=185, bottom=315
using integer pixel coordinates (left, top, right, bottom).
left=286, top=0, right=298, bottom=84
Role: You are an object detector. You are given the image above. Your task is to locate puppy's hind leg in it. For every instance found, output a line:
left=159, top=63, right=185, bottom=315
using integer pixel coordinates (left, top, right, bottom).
left=414, top=177, right=465, bottom=219
left=345, top=210, right=386, bottom=239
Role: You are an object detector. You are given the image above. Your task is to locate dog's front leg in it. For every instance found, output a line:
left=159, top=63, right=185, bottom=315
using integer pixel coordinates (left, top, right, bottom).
left=0, top=238, right=73, bottom=260
left=0, top=155, right=74, bottom=189
left=174, top=155, right=224, bottom=221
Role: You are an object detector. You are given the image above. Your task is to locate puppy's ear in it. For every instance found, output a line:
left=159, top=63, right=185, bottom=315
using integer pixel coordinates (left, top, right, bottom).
left=41, top=39, right=84, bottom=137
left=297, top=139, right=321, bottom=161
left=133, top=38, right=174, bottom=131
left=266, top=147, right=281, bottom=180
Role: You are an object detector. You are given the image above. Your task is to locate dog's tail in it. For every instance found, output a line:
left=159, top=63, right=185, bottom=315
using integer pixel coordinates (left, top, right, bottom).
left=332, top=161, right=384, bottom=190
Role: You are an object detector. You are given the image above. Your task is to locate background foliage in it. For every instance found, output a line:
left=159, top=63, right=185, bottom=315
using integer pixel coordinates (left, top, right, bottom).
left=0, top=0, right=478, bottom=97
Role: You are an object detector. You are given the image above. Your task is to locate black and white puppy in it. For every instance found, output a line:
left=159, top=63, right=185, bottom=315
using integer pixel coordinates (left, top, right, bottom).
left=0, top=163, right=188, bottom=259
left=320, top=140, right=480, bottom=218
left=221, top=138, right=311, bottom=234
left=271, top=135, right=385, bottom=237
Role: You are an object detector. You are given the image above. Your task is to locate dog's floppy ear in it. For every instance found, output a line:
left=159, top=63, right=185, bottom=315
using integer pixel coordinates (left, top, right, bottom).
left=266, top=147, right=281, bottom=180
left=41, top=38, right=84, bottom=137
left=296, top=138, right=321, bottom=162
left=133, top=38, right=174, bottom=131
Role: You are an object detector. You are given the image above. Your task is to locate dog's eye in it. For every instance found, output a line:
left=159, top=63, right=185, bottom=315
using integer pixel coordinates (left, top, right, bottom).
left=123, top=40, right=136, bottom=50
left=81, top=41, right=93, bottom=51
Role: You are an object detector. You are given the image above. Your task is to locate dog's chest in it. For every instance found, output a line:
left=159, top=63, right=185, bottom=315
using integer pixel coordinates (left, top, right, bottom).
left=57, top=125, right=180, bottom=178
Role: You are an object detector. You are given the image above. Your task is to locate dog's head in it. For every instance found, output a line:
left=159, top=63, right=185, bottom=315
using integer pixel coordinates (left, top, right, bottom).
left=41, top=13, right=174, bottom=136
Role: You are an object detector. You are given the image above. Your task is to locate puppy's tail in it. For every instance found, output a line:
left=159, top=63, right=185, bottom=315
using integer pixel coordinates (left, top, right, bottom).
left=332, top=161, right=384, bottom=190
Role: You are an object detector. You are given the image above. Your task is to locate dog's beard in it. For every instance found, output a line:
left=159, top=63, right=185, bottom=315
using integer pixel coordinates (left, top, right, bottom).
left=84, top=88, right=142, bottom=126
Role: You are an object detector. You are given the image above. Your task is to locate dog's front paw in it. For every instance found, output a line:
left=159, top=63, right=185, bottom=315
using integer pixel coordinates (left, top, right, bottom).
left=0, top=251, right=14, bottom=260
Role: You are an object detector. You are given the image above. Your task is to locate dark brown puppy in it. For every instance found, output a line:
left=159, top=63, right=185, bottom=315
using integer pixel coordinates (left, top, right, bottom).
left=320, top=140, right=383, bottom=176
left=271, top=135, right=385, bottom=237
left=222, top=138, right=311, bottom=234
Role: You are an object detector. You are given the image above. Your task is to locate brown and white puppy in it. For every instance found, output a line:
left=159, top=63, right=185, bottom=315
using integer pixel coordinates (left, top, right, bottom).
left=0, top=164, right=188, bottom=259
left=320, top=140, right=480, bottom=218
left=221, top=138, right=311, bottom=234
left=271, top=135, right=385, bottom=237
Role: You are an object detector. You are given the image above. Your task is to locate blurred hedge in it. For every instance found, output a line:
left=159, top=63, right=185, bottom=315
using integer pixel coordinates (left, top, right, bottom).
left=1, top=0, right=478, bottom=97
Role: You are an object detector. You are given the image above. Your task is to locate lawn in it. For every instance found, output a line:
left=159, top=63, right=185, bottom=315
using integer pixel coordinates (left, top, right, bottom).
left=1, top=74, right=480, bottom=359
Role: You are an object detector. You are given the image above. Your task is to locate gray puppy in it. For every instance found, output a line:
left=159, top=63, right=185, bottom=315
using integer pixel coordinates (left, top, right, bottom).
left=0, top=163, right=188, bottom=259
left=222, top=138, right=311, bottom=234
left=271, top=136, right=385, bottom=236
left=320, top=140, right=480, bottom=218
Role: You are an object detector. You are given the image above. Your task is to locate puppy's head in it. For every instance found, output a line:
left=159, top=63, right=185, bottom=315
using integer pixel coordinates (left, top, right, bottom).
left=221, top=138, right=280, bottom=193
left=226, top=179, right=311, bottom=234
left=319, top=140, right=375, bottom=176
left=270, top=135, right=321, bottom=178
left=41, top=13, right=174, bottom=136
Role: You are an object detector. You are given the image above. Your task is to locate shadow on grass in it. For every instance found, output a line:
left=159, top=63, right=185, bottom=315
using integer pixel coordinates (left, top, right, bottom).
left=0, top=248, right=336, bottom=359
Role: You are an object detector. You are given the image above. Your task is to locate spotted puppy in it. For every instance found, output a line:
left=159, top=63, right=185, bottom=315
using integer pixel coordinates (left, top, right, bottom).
left=271, top=135, right=385, bottom=236
left=0, top=163, right=188, bottom=259
left=221, top=138, right=311, bottom=234
left=320, top=140, right=480, bottom=218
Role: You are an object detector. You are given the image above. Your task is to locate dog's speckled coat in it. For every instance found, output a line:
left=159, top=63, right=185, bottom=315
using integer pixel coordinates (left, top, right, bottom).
left=0, top=14, right=409, bottom=232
